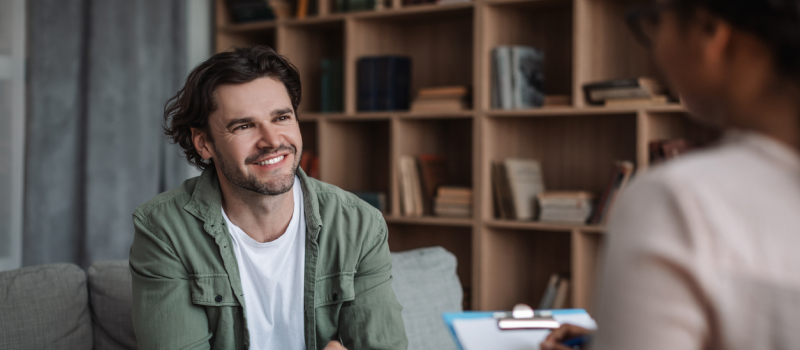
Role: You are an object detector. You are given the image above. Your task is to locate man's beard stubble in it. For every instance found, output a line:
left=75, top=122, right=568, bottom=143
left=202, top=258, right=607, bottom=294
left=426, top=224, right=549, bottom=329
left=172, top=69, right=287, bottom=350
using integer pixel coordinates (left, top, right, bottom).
left=212, top=143, right=299, bottom=196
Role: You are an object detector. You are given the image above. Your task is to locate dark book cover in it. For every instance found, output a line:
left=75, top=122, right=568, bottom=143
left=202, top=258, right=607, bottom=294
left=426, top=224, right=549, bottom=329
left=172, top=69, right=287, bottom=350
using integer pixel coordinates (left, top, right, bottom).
left=417, top=154, right=448, bottom=215
left=357, top=57, right=379, bottom=111
left=226, top=0, right=275, bottom=22
left=321, top=58, right=344, bottom=113
left=377, top=56, right=411, bottom=111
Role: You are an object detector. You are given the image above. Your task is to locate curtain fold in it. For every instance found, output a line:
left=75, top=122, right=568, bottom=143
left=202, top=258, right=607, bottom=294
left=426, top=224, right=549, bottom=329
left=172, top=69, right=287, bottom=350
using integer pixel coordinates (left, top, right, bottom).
left=26, top=0, right=188, bottom=267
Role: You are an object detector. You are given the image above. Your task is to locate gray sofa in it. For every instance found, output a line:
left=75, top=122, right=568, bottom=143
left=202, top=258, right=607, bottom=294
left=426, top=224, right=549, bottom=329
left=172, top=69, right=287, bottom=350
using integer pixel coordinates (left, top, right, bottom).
left=0, top=246, right=462, bottom=350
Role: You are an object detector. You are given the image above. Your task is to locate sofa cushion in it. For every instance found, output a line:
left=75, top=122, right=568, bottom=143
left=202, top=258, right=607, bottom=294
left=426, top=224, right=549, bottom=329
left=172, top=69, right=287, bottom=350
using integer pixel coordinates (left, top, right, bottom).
left=88, top=260, right=137, bottom=350
left=391, top=246, right=463, bottom=350
left=0, top=263, right=93, bottom=350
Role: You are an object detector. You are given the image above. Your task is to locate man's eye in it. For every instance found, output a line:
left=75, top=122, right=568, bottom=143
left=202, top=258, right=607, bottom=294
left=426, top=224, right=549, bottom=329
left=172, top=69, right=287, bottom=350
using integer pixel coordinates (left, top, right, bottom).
left=234, top=125, right=251, bottom=131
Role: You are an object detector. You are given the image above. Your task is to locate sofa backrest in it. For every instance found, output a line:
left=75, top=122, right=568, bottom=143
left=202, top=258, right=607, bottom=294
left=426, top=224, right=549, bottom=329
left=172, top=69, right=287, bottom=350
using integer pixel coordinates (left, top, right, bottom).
left=391, top=246, right=463, bottom=350
left=0, top=263, right=93, bottom=350
left=87, top=260, right=136, bottom=350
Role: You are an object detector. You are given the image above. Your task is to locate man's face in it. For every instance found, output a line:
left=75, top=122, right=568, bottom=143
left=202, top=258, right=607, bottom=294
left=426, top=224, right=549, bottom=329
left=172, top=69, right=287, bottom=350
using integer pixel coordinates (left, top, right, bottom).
left=196, top=77, right=303, bottom=196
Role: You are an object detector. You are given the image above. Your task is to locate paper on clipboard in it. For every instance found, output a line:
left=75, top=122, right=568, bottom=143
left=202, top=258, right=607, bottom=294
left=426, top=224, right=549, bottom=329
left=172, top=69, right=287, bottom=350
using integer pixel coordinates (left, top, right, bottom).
left=451, top=310, right=598, bottom=350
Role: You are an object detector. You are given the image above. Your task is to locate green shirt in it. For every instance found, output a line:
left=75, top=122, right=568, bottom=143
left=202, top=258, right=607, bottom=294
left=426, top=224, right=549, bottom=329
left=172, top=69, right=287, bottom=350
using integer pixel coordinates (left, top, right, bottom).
left=129, top=168, right=408, bottom=350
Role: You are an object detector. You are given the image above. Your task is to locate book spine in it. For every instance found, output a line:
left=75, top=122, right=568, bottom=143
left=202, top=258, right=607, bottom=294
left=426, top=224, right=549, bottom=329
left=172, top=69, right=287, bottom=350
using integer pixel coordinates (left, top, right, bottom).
left=357, top=58, right=377, bottom=111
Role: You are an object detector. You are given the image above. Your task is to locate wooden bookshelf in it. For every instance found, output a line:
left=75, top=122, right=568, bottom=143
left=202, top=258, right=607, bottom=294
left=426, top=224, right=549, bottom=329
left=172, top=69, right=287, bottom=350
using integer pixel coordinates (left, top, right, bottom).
left=214, top=0, right=713, bottom=313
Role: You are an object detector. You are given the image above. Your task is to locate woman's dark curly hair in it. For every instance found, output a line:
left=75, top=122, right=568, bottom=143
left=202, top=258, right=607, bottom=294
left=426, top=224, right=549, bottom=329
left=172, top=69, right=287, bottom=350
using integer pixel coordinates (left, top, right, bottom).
left=164, top=45, right=302, bottom=170
left=673, top=0, right=800, bottom=86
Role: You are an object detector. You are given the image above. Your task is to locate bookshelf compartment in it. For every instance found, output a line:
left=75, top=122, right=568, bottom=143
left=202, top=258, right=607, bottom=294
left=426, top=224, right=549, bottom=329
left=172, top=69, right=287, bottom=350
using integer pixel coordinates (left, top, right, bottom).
left=346, top=8, right=474, bottom=113
left=480, top=228, right=571, bottom=311
left=279, top=21, right=345, bottom=113
left=573, top=0, right=660, bottom=106
left=638, top=111, right=721, bottom=167
left=480, top=0, right=573, bottom=109
left=484, top=114, right=637, bottom=200
left=320, top=119, right=392, bottom=207
left=387, top=224, right=474, bottom=309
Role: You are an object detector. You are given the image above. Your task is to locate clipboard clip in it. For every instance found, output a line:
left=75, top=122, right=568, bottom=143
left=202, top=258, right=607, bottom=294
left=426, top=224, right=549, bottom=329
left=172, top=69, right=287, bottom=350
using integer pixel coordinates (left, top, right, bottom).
left=496, top=304, right=561, bottom=330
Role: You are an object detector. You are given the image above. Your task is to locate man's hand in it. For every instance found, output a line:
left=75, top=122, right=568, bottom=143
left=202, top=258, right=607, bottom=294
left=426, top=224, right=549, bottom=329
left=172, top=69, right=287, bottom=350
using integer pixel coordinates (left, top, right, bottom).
left=540, top=324, right=593, bottom=350
left=323, top=340, right=348, bottom=350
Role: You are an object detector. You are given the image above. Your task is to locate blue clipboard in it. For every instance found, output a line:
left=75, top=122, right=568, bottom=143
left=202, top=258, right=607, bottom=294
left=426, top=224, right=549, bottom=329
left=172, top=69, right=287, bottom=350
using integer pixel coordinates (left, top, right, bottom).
left=442, top=309, right=589, bottom=350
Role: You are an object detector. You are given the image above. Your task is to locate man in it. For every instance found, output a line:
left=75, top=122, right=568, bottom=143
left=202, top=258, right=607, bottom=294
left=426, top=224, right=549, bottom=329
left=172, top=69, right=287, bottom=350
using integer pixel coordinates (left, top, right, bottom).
left=130, top=45, right=407, bottom=350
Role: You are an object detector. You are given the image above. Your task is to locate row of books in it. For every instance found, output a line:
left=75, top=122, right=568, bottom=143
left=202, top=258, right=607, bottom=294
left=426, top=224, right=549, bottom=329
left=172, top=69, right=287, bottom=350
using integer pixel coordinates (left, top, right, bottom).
left=357, top=56, right=411, bottom=112
left=398, top=154, right=472, bottom=217
left=320, top=58, right=344, bottom=113
left=492, top=158, right=635, bottom=224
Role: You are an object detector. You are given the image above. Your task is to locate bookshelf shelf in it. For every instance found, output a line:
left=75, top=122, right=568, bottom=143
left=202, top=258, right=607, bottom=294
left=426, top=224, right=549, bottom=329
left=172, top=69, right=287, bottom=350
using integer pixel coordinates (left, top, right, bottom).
left=484, top=219, right=605, bottom=233
left=215, top=0, right=713, bottom=312
left=384, top=215, right=474, bottom=227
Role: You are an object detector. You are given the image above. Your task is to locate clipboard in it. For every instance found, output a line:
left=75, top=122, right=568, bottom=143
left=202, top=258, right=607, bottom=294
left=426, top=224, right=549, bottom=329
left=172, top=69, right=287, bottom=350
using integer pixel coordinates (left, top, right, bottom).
left=442, top=305, right=597, bottom=350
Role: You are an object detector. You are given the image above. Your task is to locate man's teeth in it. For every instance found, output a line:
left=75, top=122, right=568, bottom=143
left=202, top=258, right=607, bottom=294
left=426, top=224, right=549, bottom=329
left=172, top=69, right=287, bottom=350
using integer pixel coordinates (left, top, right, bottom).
left=257, top=155, right=285, bottom=165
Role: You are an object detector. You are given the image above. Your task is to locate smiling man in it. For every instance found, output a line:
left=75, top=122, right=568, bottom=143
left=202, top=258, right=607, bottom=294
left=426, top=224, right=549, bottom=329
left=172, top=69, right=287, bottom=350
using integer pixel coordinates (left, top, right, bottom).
left=129, top=46, right=407, bottom=350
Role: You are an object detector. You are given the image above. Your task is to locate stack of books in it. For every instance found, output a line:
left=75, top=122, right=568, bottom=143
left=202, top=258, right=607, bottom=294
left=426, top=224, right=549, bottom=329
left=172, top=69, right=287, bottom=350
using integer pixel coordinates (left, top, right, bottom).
left=537, top=191, right=594, bottom=224
left=582, top=77, right=668, bottom=107
left=410, top=86, right=469, bottom=113
left=434, top=187, right=472, bottom=218
left=491, top=45, right=545, bottom=110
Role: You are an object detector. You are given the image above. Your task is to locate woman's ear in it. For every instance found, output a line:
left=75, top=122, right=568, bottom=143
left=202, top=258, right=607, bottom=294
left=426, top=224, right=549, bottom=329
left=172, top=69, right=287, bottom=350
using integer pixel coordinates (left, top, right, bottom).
left=191, top=127, right=215, bottom=161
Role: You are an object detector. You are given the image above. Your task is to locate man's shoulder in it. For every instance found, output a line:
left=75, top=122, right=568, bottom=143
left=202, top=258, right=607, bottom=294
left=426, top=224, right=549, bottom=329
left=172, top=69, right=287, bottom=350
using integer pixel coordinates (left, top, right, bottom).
left=133, top=176, right=199, bottom=223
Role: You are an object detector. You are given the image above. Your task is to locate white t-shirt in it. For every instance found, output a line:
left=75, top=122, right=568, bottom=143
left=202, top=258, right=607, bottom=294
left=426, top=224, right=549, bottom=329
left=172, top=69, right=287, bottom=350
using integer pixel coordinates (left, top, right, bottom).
left=593, top=130, right=800, bottom=350
left=221, top=176, right=306, bottom=350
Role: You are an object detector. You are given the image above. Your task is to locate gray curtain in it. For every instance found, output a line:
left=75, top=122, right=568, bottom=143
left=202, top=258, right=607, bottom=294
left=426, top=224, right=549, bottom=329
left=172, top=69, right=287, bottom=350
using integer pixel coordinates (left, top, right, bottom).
left=25, top=0, right=188, bottom=267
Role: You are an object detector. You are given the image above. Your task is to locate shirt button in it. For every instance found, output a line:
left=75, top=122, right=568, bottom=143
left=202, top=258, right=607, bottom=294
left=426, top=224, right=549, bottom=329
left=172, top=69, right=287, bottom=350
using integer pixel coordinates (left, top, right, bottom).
left=215, top=295, right=223, bottom=302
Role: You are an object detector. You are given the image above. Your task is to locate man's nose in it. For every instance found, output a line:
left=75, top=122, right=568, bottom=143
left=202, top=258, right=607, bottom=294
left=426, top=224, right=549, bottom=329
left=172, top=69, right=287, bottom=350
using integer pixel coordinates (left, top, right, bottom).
left=256, top=124, right=281, bottom=149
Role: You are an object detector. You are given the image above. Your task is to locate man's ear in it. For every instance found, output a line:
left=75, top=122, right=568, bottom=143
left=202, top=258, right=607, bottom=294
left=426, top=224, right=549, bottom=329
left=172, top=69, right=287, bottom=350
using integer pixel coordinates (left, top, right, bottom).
left=191, top=127, right=215, bottom=161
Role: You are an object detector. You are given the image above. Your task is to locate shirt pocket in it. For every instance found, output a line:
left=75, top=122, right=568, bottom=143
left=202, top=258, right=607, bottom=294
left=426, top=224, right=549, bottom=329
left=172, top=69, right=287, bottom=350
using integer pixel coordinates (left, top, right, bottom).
left=190, top=274, right=240, bottom=307
left=315, top=272, right=355, bottom=307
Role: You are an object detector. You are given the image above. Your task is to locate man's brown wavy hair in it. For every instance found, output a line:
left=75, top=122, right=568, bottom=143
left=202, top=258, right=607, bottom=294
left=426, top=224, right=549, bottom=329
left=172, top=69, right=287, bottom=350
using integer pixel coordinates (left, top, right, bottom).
left=163, top=45, right=302, bottom=170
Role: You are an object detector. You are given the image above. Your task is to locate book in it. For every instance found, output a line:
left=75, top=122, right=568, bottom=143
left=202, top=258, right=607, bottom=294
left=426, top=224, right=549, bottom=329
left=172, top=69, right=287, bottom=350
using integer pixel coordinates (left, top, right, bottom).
left=320, top=58, right=344, bottom=113
left=511, top=46, right=545, bottom=109
left=357, top=56, right=411, bottom=111
left=437, top=186, right=472, bottom=198
left=398, top=156, right=424, bottom=216
left=650, top=138, right=691, bottom=165
left=410, top=85, right=470, bottom=112
left=353, top=192, right=387, bottom=213
left=582, top=77, right=664, bottom=105
left=492, top=161, right=516, bottom=219
left=538, top=273, right=560, bottom=309
left=604, top=95, right=668, bottom=107
left=434, top=203, right=472, bottom=217
left=492, top=46, right=545, bottom=109
left=491, top=47, right=514, bottom=110
left=417, top=154, right=448, bottom=215
left=589, top=161, right=635, bottom=224
left=504, top=158, right=545, bottom=220
left=437, top=0, right=472, bottom=4
left=226, top=0, right=276, bottom=22
left=410, top=98, right=467, bottom=112
left=552, top=276, right=570, bottom=309
left=538, top=191, right=594, bottom=223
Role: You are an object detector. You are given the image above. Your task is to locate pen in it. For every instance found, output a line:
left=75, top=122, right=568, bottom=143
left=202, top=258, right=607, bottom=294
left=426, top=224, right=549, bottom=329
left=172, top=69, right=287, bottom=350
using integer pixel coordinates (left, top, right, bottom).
left=561, top=335, right=591, bottom=348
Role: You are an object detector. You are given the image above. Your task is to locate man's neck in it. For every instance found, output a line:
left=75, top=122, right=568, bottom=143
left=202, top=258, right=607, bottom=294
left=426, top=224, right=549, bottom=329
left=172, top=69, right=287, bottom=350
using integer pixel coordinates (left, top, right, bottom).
left=219, top=175, right=295, bottom=243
